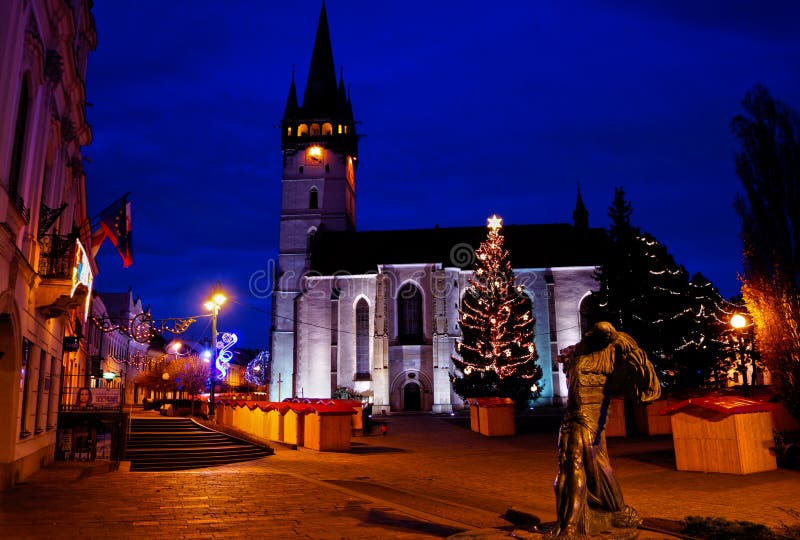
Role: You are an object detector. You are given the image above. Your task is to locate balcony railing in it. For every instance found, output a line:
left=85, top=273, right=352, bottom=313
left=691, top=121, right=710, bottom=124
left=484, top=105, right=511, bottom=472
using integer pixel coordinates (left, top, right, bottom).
left=38, top=234, right=75, bottom=278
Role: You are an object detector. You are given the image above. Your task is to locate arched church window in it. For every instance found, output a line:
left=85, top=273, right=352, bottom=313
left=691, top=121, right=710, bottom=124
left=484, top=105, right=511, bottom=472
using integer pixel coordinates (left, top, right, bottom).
left=309, top=187, right=318, bottom=209
left=322, top=123, right=333, bottom=136
left=397, top=283, right=422, bottom=344
left=9, top=76, right=31, bottom=198
left=355, top=299, right=370, bottom=378
left=298, top=124, right=308, bottom=137
left=310, top=123, right=321, bottom=136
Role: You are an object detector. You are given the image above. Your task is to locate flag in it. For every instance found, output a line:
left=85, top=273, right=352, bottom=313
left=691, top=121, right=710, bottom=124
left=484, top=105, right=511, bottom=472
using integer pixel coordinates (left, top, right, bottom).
left=92, top=195, right=133, bottom=267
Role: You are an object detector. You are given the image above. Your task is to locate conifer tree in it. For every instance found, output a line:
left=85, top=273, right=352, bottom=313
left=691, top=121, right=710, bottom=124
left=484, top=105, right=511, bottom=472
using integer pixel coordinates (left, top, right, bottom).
left=451, top=215, right=542, bottom=405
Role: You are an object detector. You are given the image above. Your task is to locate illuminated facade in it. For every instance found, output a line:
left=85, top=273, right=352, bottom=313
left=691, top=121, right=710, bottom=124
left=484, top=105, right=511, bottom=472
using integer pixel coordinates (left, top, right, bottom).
left=0, top=0, right=97, bottom=488
left=271, top=4, right=604, bottom=412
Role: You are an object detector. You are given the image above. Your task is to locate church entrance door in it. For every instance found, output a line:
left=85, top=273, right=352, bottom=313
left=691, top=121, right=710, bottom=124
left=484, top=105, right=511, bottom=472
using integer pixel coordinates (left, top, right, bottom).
left=403, top=382, right=421, bottom=411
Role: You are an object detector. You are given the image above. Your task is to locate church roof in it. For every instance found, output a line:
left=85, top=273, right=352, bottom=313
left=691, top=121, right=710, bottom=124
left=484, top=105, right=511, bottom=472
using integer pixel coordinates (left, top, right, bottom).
left=309, top=223, right=608, bottom=275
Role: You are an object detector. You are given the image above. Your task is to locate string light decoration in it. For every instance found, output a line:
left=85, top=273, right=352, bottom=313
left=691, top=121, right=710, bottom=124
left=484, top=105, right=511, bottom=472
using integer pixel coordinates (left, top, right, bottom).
left=451, top=215, right=542, bottom=403
left=245, top=349, right=270, bottom=386
left=89, top=311, right=197, bottom=343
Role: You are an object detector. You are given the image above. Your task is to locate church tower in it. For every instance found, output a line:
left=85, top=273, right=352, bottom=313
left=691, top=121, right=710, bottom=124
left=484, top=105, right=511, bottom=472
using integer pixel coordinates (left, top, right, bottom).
left=271, top=2, right=358, bottom=400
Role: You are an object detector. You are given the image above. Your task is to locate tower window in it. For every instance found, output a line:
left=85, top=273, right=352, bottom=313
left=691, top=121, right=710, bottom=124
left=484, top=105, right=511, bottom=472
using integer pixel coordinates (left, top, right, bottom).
left=343, top=125, right=348, bottom=134
left=322, top=123, right=333, bottom=136
left=397, top=283, right=423, bottom=344
left=287, top=126, right=292, bottom=136
left=325, top=164, right=330, bottom=173
left=299, top=166, right=304, bottom=174
left=309, top=187, right=318, bottom=209
left=298, top=124, right=308, bottom=137
left=337, top=124, right=342, bottom=134
left=310, top=123, right=321, bottom=136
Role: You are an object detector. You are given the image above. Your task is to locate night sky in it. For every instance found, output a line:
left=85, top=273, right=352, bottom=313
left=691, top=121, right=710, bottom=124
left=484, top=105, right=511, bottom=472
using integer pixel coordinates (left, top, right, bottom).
left=85, top=1, right=800, bottom=349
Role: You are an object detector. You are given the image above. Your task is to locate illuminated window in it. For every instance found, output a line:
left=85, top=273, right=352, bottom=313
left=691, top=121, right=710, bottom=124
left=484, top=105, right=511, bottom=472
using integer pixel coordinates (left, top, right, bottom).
left=309, top=187, right=318, bottom=209
left=356, top=299, right=369, bottom=377
left=343, top=125, right=348, bottom=134
left=322, top=123, right=333, bottom=135
left=337, top=124, right=342, bottom=134
left=287, top=126, right=292, bottom=136
left=397, top=283, right=422, bottom=344
left=310, top=123, right=320, bottom=136
left=298, top=124, right=308, bottom=137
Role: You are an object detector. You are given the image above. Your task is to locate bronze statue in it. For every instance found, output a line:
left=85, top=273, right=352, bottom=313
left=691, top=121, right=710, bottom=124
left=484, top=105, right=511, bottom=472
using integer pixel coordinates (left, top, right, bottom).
left=553, top=322, right=661, bottom=538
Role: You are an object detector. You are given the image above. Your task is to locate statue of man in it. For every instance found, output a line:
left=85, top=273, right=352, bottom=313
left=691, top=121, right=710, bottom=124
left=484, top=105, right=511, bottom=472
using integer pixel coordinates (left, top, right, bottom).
left=553, top=322, right=661, bottom=538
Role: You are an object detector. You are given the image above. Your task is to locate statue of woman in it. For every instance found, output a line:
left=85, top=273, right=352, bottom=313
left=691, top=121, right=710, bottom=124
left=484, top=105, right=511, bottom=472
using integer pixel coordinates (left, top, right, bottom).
left=553, top=322, right=661, bottom=538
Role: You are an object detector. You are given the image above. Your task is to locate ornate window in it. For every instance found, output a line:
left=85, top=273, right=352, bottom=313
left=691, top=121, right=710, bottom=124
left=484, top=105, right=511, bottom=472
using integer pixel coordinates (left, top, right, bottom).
left=310, top=123, right=321, bottom=136
left=397, top=283, right=422, bottom=344
left=355, top=299, right=370, bottom=378
left=322, top=122, right=333, bottom=135
left=297, top=124, right=308, bottom=137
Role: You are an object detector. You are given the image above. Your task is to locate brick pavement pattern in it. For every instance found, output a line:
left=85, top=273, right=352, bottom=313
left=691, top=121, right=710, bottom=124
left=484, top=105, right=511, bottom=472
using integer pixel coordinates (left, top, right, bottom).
left=0, top=412, right=798, bottom=539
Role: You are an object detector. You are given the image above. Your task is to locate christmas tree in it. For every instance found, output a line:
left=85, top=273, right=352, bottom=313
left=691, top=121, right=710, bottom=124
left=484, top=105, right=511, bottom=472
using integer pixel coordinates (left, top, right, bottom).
left=451, top=215, right=542, bottom=405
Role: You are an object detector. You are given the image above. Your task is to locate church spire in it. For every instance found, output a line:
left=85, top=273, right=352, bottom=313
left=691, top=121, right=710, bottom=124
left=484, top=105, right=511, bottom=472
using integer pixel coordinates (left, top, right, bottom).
left=302, top=1, right=338, bottom=117
left=573, top=183, right=589, bottom=230
left=283, top=67, right=299, bottom=119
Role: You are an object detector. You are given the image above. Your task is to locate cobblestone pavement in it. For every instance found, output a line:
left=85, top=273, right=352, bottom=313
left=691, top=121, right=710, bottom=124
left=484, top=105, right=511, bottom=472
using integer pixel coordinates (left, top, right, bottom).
left=0, top=411, right=798, bottom=539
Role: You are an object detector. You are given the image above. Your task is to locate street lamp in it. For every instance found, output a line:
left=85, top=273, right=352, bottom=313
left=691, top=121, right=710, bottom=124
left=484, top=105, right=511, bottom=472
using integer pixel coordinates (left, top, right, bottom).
left=730, top=313, right=751, bottom=396
left=204, top=284, right=226, bottom=418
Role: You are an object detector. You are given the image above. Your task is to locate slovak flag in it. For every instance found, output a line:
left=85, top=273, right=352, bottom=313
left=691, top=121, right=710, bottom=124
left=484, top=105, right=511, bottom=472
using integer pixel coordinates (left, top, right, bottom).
left=91, top=194, right=133, bottom=267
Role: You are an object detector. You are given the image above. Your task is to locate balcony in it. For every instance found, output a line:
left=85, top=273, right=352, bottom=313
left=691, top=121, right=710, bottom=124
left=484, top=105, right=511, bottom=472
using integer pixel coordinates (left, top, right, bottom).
left=36, top=234, right=88, bottom=318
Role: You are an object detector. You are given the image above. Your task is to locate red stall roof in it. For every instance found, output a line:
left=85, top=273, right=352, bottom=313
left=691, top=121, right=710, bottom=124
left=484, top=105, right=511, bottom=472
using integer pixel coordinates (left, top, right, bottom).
left=660, top=396, right=776, bottom=416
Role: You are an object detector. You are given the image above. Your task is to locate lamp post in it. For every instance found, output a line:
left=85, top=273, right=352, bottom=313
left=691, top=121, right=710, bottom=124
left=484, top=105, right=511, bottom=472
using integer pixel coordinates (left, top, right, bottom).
left=730, top=313, right=751, bottom=397
left=204, top=284, right=226, bottom=418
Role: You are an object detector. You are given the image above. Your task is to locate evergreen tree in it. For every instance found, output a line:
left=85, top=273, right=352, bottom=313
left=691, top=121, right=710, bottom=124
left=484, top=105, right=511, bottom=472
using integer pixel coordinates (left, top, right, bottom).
left=451, top=215, right=542, bottom=406
left=672, top=274, right=742, bottom=390
left=586, top=188, right=712, bottom=392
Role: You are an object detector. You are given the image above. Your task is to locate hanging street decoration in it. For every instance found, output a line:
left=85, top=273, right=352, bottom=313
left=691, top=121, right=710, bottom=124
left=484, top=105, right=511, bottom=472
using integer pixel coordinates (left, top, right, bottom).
left=89, top=311, right=198, bottom=344
left=215, top=332, right=238, bottom=379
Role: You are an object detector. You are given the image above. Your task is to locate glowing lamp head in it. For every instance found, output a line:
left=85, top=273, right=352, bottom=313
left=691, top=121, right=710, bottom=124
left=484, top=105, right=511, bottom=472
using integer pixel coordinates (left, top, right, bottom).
left=102, top=372, right=116, bottom=381
left=170, top=341, right=182, bottom=353
left=201, top=350, right=212, bottom=362
left=731, top=314, right=747, bottom=329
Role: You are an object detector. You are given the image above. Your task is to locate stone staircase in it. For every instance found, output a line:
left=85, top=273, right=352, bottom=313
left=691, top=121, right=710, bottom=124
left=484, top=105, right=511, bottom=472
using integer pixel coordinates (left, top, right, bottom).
left=124, top=417, right=272, bottom=471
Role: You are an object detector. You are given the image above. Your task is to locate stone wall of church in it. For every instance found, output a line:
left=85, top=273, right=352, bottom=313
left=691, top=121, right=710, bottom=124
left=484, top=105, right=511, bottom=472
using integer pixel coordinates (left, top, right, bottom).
left=550, top=266, right=598, bottom=399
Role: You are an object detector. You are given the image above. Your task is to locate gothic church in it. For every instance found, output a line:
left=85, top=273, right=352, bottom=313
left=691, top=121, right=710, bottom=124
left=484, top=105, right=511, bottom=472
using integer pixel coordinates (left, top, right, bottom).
left=270, top=4, right=606, bottom=413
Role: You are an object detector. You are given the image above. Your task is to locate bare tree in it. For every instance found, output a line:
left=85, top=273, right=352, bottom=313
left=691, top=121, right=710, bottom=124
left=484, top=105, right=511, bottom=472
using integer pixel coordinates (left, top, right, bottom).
left=732, top=84, right=800, bottom=420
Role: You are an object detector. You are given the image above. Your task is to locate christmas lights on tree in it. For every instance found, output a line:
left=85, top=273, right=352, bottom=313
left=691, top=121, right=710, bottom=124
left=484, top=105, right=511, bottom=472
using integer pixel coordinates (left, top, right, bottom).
left=451, top=215, right=542, bottom=404
left=245, top=350, right=270, bottom=386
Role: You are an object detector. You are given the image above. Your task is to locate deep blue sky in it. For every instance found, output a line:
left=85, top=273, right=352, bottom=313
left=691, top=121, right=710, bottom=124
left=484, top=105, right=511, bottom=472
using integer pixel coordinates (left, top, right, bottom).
left=85, top=1, right=800, bottom=349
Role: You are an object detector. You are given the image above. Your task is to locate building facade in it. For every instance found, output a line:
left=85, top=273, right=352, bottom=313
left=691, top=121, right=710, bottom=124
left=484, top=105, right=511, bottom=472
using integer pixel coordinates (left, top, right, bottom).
left=0, top=0, right=97, bottom=487
left=270, top=4, right=605, bottom=413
